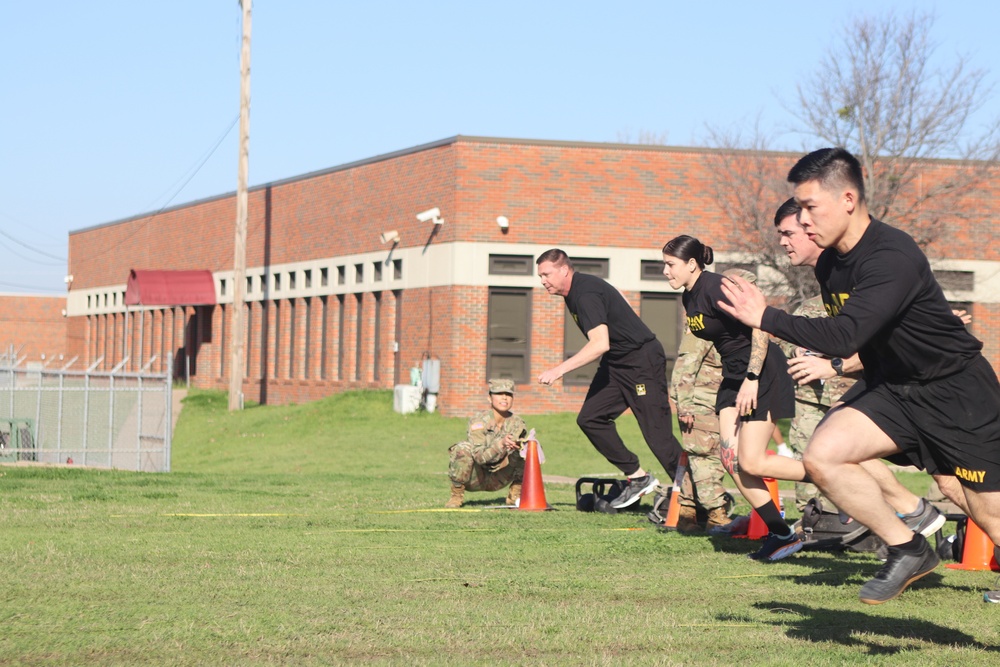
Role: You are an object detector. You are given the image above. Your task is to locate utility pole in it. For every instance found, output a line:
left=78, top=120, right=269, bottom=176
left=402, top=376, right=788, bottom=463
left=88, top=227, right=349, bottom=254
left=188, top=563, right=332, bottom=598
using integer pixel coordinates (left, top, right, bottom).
left=229, top=0, right=252, bottom=411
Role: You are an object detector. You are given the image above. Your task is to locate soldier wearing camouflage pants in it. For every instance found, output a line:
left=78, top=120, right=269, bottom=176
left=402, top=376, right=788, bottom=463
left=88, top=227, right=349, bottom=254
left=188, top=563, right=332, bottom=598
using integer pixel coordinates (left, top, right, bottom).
left=778, top=296, right=856, bottom=511
left=666, top=327, right=731, bottom=532
left=445, top=378, right=528, bottom=508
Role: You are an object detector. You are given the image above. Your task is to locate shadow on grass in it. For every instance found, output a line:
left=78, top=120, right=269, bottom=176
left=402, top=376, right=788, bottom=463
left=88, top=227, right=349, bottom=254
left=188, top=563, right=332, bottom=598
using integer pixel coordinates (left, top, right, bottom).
left=718, top=601, right=999, bottom=654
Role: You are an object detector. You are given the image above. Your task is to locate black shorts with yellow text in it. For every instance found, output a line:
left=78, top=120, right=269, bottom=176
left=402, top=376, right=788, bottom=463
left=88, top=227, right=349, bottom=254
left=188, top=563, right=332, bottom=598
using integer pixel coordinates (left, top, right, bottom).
left=840, top=355, right=1000, bottom=491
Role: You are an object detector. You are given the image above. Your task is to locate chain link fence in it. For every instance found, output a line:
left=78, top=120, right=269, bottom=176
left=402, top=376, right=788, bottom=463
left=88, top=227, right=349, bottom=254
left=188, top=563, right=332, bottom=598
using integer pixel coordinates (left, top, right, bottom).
left=0, top=356, right=173, bottom=472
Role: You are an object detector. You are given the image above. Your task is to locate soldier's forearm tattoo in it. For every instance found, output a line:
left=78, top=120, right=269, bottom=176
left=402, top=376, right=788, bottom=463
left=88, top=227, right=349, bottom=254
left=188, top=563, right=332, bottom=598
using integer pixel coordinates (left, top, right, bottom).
left=748, top=328, right=768, bottom=375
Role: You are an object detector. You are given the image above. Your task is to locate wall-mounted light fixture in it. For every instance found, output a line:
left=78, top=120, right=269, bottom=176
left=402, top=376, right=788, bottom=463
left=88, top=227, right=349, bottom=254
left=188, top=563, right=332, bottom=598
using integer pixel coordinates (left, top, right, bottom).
left=416, top=207, right=443, bottom=225
left=379, top=230, right=400, bottom=244
left=496, top=216, right=509, bottom=233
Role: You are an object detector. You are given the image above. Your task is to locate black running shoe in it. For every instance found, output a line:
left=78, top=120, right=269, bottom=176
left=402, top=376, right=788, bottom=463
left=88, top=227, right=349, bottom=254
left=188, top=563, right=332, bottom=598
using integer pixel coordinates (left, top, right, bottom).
left=748, top=530, right=803, bottom=561
left=859, top=533, right=939, bottom=604
left=876, top=499, right=947, bottom=561
left=900, top=498, right=946, bottom=536
left=609, top=474, right=658, bottom=509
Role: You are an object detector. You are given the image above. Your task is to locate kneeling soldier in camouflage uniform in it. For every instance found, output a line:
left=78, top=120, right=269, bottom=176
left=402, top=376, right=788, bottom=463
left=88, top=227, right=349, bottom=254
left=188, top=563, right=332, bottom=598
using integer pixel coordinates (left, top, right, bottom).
left=445, top=379, right=529, bottom=508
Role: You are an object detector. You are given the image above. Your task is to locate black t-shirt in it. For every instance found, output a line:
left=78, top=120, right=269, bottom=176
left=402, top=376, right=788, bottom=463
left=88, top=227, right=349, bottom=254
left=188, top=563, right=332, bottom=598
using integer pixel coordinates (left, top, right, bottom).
left=683, top=270, right=753, bottom=378
left=761, top=218, right=982, bottom=384
left=564, top=272, right=654, bottom=359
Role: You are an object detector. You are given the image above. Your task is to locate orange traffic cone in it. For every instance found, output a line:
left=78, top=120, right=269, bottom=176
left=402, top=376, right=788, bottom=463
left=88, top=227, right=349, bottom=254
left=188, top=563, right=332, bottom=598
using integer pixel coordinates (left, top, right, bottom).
left=518, top=438, right=550, bottom=511
left=745, top=475, right=781, bottom=539
left=946, top=518, right=1000, bottom=571
left=660, top=453, right=689, bottom=530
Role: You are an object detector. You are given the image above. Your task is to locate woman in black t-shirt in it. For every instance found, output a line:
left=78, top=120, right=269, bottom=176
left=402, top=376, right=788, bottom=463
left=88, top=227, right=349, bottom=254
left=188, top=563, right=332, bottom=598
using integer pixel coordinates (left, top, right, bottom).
left=662, top=235, right=801, bottom=561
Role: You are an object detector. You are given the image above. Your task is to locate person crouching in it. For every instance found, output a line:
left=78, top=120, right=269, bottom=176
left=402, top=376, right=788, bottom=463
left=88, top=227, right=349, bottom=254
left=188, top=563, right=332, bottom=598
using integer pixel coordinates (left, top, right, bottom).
left=445, top=378, right=529, bottom=508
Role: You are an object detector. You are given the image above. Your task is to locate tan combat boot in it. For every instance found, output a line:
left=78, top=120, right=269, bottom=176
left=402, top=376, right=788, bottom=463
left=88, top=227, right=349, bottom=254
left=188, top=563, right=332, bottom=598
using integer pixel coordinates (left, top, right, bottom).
left=676, top=506, right=702, bottom=533
left=445, top=484, right=465, bottom=508
left=506, top=482, right=522, bottom=506
left=706, top=507, right=731, bottom=531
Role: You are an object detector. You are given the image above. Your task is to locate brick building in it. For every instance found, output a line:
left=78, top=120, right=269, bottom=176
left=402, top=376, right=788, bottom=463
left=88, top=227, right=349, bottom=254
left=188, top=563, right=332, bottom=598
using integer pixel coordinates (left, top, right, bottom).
left=0, top=295, right=68, bottom=367
left=61, top=136, right=1000, bottom=416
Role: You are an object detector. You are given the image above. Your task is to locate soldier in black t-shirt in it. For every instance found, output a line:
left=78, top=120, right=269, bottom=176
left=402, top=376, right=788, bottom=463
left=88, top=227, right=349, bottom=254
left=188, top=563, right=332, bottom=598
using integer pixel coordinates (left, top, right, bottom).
left=536, top=249, right=683, bottom=509
left=663, top=236, right=799, bottom=562
left=720, top=147, right=1000, bottom=605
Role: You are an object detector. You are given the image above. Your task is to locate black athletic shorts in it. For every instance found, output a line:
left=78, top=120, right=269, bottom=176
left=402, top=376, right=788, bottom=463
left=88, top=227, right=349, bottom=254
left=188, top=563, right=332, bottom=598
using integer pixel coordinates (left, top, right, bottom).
left=839, top=354, right=1000, bottom=491
left=715, top=342, right=795, bottom=422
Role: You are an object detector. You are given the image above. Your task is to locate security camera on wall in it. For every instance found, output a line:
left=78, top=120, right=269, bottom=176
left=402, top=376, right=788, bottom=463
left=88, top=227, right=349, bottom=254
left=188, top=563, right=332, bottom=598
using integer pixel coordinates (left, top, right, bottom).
left=415, top=207, right=443, bottom=225
left=380, top=230, right=400, bottom=244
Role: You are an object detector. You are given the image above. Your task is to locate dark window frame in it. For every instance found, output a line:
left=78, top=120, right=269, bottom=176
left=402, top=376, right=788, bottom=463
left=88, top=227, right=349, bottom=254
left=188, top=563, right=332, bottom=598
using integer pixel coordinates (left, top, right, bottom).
left=486, top=287, right=532, bottom=383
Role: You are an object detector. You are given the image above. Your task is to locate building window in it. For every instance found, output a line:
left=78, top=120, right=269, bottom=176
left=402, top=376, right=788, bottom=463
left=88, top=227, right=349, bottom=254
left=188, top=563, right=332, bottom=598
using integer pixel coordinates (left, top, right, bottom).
left=373, top=292, right=382, bottom=382
left=640, top=293, right=684, bottom=380
left=355, top=263, right=364, bottom=285
left=338, top=295, right=346, bottom=380
left=935, top=270, right=975, bottom=292
left=393, top=259, right=403, bottom=280
left=373, top=261, right=383, bottom=282
left=220, top=279, right=227, bottom=297
left=289, top=272, right=297, bottom=291
left=87, top=295, right=92, bottom=308
left=355, top=294, right=364, bottom=380
left=571, top=257, right=609, bottom=278
left=486, top=287, right=531, bottom=383
left=246, top=303, right=254, bottom=378
left=274, top=274, right=282, bottom=292
left=273, top=300, right=281, bottom=377
left=219, top=304, right=226, bottom=379
left=319, top=296, right=328, bottom=380
left=562, top=306, right=599, bottom=385
left=247, top=276, right=253, bottom=294
left=640, top=260, right=668, bottom=281
left=320, top=267, right=328, bottom=287
left=288, top=299, right=296, bottom=379
left=303, top=297, right=312, bottom=379
left=304, top=269, right=312, bottom=289
left=337, top=265, right=346, bottom=286
left=489, top=254, right=534, bottom=276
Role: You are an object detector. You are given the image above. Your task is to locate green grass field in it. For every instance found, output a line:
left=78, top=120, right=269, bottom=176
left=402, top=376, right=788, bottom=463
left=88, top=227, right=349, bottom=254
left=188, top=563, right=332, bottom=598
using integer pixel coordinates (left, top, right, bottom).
left=2, top=389, right=998, bottom=666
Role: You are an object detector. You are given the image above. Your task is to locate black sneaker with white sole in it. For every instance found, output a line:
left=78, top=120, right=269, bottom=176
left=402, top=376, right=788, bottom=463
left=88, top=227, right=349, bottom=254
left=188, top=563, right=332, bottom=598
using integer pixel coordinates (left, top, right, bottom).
left=876, top=498, right=947, bottom=561
left=609, top=474, right=658, bottom=509
left=901, top=498, right=946, bottom=536
left=860, top=533, right=939, bottom=604
left=748, top=530, right=803, bottom=561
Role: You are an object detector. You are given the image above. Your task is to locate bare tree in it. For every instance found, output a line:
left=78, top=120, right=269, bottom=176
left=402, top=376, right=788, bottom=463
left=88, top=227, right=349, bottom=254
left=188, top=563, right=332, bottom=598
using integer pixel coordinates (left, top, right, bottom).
left=702, top=124, right=817, bottom=310
left=791, top=11, right=1000, bottom=247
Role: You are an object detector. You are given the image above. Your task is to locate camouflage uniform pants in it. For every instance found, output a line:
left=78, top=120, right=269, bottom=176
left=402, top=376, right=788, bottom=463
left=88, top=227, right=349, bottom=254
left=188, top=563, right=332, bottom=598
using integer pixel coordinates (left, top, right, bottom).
left=788, top=401, right=832, bottom=511
left=448, top=442, right=524, bottom=492
left=679, top=425, right=727, bottom=511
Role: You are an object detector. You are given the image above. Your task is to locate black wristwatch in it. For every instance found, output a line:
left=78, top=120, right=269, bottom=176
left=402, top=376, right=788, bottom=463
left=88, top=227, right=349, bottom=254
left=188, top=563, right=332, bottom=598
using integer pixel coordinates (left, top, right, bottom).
left=831, top=358, right=844, bottom=376
left=746, top=371, right=760, bottom=381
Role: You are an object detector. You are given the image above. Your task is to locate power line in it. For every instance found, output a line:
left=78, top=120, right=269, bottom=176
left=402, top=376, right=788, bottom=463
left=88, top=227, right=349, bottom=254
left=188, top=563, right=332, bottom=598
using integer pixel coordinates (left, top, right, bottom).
left=0, top=279, right=64, bottom=293
left=72, top=112, right=240, bottom=268
left=0, top=218, right=67, bottom=261
left=0, top=236, right=65, bottom=266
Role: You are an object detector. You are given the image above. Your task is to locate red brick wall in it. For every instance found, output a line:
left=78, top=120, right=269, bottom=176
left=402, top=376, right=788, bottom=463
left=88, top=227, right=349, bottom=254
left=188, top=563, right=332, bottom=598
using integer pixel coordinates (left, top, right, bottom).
left=0, top=295, right=67, bottom=366
left=58, top=138, right=1000, bottom=415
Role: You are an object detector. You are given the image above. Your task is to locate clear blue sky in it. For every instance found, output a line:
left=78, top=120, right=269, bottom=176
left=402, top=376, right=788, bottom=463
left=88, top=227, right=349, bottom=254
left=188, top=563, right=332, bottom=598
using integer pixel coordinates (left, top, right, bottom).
left=2, top=1, right=998, bottom=293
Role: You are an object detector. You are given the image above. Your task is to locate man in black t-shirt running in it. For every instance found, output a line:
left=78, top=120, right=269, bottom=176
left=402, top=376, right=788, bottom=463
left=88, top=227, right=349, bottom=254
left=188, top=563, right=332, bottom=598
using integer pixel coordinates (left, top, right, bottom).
left=536, top=249, right=683, bottom=509
left=720, top=148, right=1000, bottom=605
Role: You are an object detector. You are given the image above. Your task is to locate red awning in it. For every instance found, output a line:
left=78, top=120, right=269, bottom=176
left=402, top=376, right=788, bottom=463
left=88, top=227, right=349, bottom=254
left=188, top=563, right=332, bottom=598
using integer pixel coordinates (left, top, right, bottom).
left=124, top=270, right=217, bottom=306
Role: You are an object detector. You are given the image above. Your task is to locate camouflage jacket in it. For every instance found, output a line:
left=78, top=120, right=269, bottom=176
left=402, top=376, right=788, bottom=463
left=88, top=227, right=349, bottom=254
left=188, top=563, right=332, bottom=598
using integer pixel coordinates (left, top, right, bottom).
left=670, top=327, right=723, bottom=424
left=777, top=296, right=857, bottom=407
left=463, top=409, right=529, bottom=468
